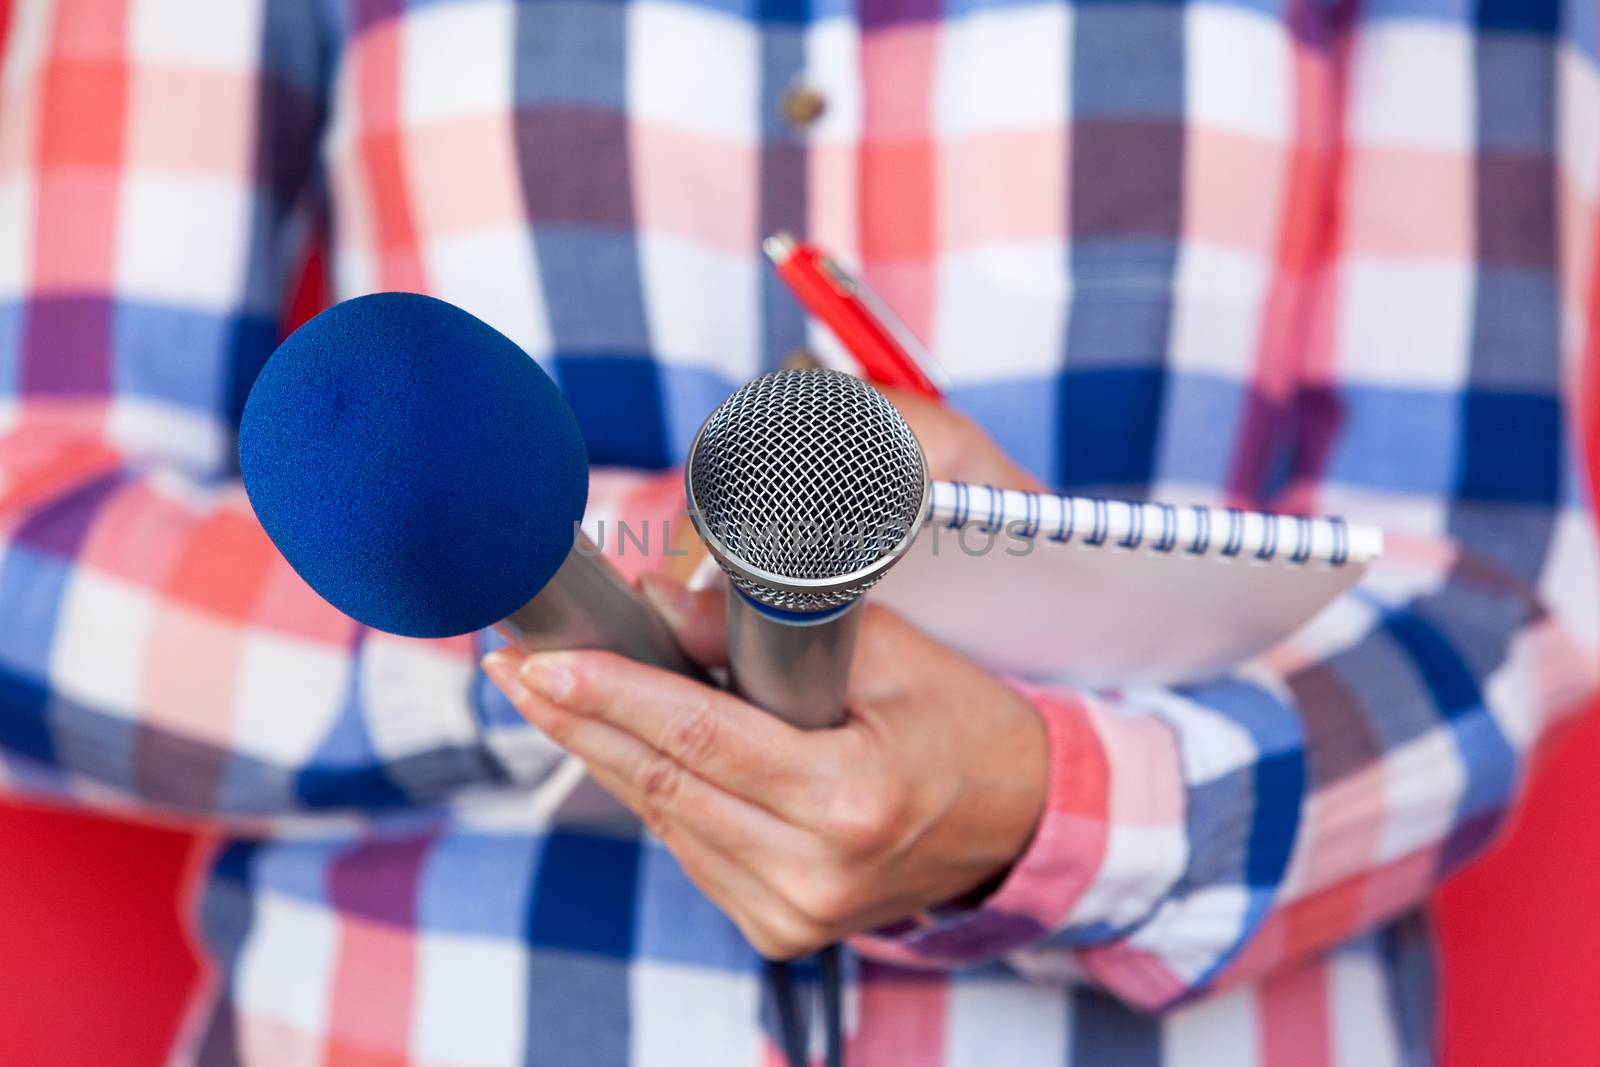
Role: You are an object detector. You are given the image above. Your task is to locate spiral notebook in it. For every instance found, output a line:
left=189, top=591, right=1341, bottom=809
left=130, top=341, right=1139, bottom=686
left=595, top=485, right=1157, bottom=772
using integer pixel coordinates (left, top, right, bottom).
left=873, top=483, right=1384, bottom=687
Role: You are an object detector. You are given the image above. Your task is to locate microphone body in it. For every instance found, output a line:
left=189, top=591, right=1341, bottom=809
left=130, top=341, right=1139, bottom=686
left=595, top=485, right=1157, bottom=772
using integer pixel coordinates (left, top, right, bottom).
left=501, top=530, right=701, bottom=677
left=688, top=367, right=925, bottom=1067
left=687, top=369, right=928, bottom=730
left=723, top=596, right=863, bottom=730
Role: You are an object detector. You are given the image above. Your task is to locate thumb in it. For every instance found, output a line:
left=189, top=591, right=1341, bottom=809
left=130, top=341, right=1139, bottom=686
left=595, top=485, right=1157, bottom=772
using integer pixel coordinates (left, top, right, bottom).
left=638, top=571, right=729, bottom=668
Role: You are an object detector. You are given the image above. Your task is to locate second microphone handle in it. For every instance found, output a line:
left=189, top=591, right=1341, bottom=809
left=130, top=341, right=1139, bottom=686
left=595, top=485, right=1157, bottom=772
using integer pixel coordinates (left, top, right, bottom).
left=496, top=530, right=707, bottom=681
left=726, top=592, right=861, bottom=731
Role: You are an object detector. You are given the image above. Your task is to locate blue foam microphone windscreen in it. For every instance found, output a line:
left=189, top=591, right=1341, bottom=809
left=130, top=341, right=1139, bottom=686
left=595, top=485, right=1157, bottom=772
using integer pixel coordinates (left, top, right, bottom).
left=239, top=292, right=589, bottom=638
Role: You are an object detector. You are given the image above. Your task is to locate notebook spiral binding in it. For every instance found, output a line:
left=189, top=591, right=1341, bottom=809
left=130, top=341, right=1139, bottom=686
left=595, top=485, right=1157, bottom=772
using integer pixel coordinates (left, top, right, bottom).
left=923, top=482, right=1382, bottom=568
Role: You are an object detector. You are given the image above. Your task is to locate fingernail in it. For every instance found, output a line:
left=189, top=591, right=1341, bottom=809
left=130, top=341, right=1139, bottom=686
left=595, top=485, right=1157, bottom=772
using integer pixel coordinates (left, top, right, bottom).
left=520, top=654, right=574, bottom=703
left=639, top=572, right=694, bottom=629
left=481, top=652, right=530, bottom=703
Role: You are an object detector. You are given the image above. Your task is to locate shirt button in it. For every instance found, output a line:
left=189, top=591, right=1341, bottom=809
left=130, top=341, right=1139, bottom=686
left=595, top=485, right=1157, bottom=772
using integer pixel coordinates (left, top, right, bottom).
left=780, top=84, right=827, bottom=129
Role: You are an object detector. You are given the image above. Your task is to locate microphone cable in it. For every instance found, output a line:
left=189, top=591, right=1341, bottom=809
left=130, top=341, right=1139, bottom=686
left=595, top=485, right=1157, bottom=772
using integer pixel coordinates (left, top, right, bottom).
left=765, top=959, right=806, bottom=1067
left=820, top=942, right=844, bottom=1067
left=766, top=944, right=845, bottom=1067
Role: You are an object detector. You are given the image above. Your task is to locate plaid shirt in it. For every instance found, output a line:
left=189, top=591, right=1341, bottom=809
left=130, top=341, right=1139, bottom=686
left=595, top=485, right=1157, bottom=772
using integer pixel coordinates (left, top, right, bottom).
left=2, top=0, right=1598, bottom=1063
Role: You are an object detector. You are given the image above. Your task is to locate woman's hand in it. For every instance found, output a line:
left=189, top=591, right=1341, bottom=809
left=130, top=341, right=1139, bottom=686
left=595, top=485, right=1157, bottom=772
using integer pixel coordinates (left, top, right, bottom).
left=482, top=583, right=1047, bottom=959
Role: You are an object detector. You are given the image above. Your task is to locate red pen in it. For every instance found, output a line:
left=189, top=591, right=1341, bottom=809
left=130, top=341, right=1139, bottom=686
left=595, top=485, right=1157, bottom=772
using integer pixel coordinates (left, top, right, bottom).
left=763, top=231, right=950, bottom=399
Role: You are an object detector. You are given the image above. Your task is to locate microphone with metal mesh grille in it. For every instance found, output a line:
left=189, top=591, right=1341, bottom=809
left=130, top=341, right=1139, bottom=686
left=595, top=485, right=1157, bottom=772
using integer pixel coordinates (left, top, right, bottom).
left=686, top=369, right=929, bottom=729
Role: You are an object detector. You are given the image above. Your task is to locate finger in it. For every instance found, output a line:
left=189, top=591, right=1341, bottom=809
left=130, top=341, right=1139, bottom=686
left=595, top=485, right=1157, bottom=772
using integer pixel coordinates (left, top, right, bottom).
left=500, top=679, right=776, bottom=844
left=608, top=790, right=832, bottom=959
left=880, top=387, right=1045, bottom=491
left=877, top=386, right=950, bottom=453
left=506, top=648, right=839, bottom=821
left=840, top=604, right=995, bottom=716
left=581, top=751, right=895, bottom=957
left=486, top=654, right=923, bottom=950
left=621, top=804, right=826, bottom=960
left=495, top=678, right=836, bottom=952
left=638, top=572, right=728, bottom=667
left=514, top=694, right=833, bottom=958
left=838, top=603, right=928, bottom=704
left=660, top=510, right=711, bottom=583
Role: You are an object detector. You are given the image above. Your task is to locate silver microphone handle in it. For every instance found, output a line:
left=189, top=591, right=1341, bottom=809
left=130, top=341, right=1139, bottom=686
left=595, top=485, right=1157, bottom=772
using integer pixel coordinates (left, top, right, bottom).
left=726, top=591, right=861, bottom=731
left=495, top=530, right=706, bottom=681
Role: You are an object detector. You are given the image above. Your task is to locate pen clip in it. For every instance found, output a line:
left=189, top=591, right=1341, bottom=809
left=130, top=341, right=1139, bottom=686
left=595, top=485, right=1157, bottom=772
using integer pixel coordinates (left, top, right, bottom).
left=817, top=255, right=952, bottom=395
